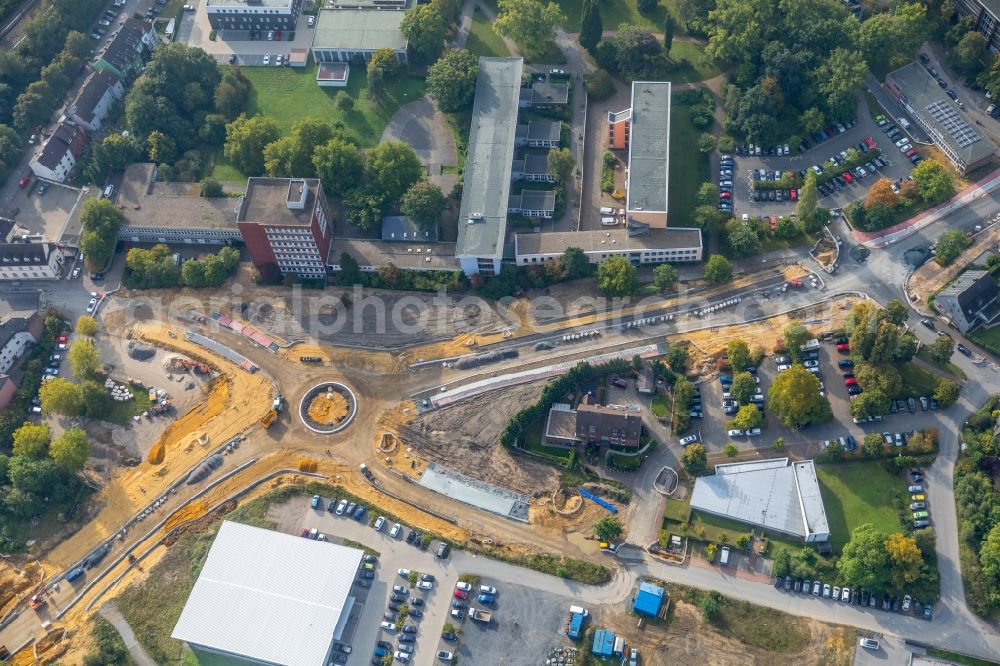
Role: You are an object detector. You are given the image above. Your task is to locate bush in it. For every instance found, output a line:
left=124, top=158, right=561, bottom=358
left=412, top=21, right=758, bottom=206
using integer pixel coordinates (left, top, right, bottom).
left=585, top=69, right=615, bottom=100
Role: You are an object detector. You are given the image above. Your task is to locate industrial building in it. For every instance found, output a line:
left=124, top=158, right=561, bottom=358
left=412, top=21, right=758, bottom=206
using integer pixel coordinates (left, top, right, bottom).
left=689, top=458, right=831, bottom=543
left=885, top=62, right=996, bottom=173
left=172, top=521, right=364, bottom=666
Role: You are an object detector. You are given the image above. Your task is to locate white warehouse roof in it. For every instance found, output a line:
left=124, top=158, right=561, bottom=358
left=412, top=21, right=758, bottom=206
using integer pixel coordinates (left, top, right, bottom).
left=171, top=521, right=363, bottom=665
left=689, top=459, right=830, bottom=541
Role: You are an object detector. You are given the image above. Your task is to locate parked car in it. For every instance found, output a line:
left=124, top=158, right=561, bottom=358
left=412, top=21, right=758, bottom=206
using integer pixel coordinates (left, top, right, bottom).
left=860, top=638, right=880, bottom=650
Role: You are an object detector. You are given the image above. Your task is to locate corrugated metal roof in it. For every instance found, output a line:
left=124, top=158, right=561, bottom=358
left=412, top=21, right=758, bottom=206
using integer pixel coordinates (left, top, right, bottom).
left=171, top=521, right=364, bottom=666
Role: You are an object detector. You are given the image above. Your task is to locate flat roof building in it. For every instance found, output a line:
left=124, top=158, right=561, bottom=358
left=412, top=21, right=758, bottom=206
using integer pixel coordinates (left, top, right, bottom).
left=205, top=0, right=302, bottom=33
left=689, top=458, right=830, bottom=542
left=885, top=62, right=996, bottom=173
left=516, top=121, right=561, bottom=148
left=312, top=8, right=408, bottom=65
left=456, top=57, right=523, bottom=276
left=514, top=227, right=702, bottom=266
left=172, top=521, right=364, bottom=666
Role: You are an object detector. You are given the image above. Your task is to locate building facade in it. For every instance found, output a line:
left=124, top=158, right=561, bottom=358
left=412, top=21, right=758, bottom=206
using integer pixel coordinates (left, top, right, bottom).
left=237, top=178, right=333, bottom=280
left=311, top=8, right=408, bottom=65
left=205, top=0, right=302, bottom=33
left=935, top=269, right=1000, bottom=332
left=953, top=0, right=1000, bottom=52
left=68, top=70, right=125, bottom=131
left=30, top=123, right=87, bottom=183
left=94, top=18, right=157, bottom=79
left=0, top=242, right=64, bottom=281
left=511, top=154, right=554, bottom=183
left=514, top=227, right=703, bottom=266
left=0, top=292, right=42, bottom=375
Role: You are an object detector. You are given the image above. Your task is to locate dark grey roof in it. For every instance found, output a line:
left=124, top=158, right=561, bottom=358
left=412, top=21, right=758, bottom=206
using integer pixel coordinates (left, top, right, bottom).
left=35, top=123, right=85, bottom=170
left=0, top=290, right=41, bottom=351
left=381, top=215, right=437, bottom=242
left=517, top=190, right=556, bottom=212
left=522, top=81, right=568, bottom=106
left=518, top=154, right=549, bottom=175
left=70, top=70, right=121, bottom=124
left=0, top=241, right=54, bottom=266
left=517, top=121, right=560, bottom=143
left=101, top=18, right=153, bottom=72
left=0, top=218, right=15, bottom=241
left=940, top=270, right=998, bottom=319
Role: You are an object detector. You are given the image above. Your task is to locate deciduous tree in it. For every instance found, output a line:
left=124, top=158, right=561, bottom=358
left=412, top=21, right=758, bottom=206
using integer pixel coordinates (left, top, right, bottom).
left=767, top=364, right=830, bottom=427
left=682, top=443, right=708, bottom=476
left=955, top=31, right=989, bottom=76
left=862, top=432, right=885, bottom=458
left=547, top=147, right=575, bottom=185
left=400, top=181, right=446, bottom=229
left=49, top=427, right=90, bottom=473
left=68, top=338, right=101, bottom=379
left=934, top=229, right=970, bottom=266
left=933, top=379, right=960, bottom=407
left=76, top=315, right=98, bottom=336
left=594, top=516, right=623, bottom=541
left=313, top=137, right=364, bottom=197
left=653, top=263, right=679, bottom=291
left=426, top=48, right=479, bottom=112
left=596, top=255, right=638, bottom=296
left=732, top=404, right=762, bottom=430
left=837, top=523, right=891, bottom=590
left=783, top=323, right=810, bottom=360
left=727, top=339, right=752, bottom=372
left=224, top=114, right=281, bottom=177
left=560, top=247, right=590, bottom=279
left=855, top=362, right=901, bottom=397
left=365, top=140, right=423, bottom=203
left=12, top=424, right=50, bottom=459
left=730, top=371, right=756, bottom=404
left=866, top=178, right=899, bottom=209
left=912, top=158, right=955, bottom=203
left=703, top=255, right=732, bottom=283
left=927, top=335, right=955, bottom=365
left=495, top=0, right=565, bottom=48
left=39, top=378, right=82, bottom=416
left=797, top=170, right=818, bottom=219
left=885, top=532, right=924, bottom=590
left=400, top=3, right=448, bottom=61
left=884, top=299, right=909, bottom=326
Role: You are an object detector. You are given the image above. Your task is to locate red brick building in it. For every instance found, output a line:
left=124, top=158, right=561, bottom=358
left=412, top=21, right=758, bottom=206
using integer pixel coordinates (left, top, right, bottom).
left=236, top=178, right=333, bottom=281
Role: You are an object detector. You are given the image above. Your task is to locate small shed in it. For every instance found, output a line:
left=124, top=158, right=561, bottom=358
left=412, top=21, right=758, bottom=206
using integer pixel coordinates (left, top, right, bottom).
left=591, top=629, right=615, bottom=657
left=633, top=581, right=665, bottom=617
left=288, top=48, right=309, bottom=68
left=316, top=62, right=349, bottom=87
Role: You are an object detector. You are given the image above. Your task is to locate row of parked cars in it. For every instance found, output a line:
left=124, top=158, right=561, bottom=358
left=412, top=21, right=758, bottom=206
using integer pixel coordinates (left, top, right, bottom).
left=774, top=574, right=933, bottom=620
left=718, top=155, right=735, bottom=213
left=378, top=571, right=437, bottom=662
left=876, top=115, right=923, bottom=167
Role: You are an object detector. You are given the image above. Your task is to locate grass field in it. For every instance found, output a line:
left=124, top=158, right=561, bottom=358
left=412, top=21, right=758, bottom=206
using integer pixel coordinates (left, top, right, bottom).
left=466, top=8, right=510, bottom=58
left=971, top=324, right=1000, bottom=357
left=651, top=393, right=669, bottom=417
left=817, top=462, right=901, bottom=552
left=667, top=40, right=722, bottom=84
left=915, top=347, right=967, bottom=379
left=106, top=385, right=152, bottom=425
left=238, top=63, right=426, bottom=145
left=898, top=361, right=943, bottom=398
left=667, top=104, right=708, bottom=228
left=556, top=0, right=678, bottom=31
left=523, top=419, right=573, bottom=461
left=689, top=510, right=752, bottom=543
left=760, top=231, right=819, bottom=253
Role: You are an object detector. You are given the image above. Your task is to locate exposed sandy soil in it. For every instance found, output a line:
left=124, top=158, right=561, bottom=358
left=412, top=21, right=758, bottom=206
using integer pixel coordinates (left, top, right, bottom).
left=910, top=223, right=1000, bottom=301
left=392, top=381, right=558, bottom=496
left=307, top=390, right=349, bottom=425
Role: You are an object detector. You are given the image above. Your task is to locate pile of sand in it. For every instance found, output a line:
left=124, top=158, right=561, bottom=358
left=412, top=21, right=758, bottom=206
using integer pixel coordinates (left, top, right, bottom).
left=308, top=391, right=348, bottom=425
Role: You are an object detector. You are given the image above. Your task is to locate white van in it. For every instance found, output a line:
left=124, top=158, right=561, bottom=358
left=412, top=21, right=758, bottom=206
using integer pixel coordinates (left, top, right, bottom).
left=103, top=184, right=115, bottom=199
left=897, top=117, right=911, bottom=130
left=569, top=605, right=589, bottom=617
left=599, top=206, right=615, bottom=215
left=601, top=216, right=617, bottom=226
left=720, top=546, right=731, bottom=566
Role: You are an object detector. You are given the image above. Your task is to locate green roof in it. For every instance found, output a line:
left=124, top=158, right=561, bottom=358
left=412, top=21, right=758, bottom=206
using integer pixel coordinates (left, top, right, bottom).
left=312, top=8, right=407, bottom=51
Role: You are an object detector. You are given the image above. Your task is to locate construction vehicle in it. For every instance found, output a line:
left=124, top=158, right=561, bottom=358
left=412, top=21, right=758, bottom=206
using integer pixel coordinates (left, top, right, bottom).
left=260, top=395, right=283, bottom=429
left=469, top=608, right=492, bottom=623
left=29, top=595, right=46, bottom=610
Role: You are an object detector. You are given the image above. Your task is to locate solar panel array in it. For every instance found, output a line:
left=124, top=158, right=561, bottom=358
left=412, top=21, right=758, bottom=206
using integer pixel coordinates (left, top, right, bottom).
left=925, top=99, right=982, bottom=148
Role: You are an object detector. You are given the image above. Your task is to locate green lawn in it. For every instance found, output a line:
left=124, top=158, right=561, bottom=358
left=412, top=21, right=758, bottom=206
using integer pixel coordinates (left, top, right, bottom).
left=971, top=325, right=1000, bottom=357
left=238, top=62, right=427, bottom=146
left=816, top=462, right=901, bottom=552
left=105, top=385, right=151, bottom=425
left=666, top=40, right=722, bottom=84
left=898, top=361, right=943, bottom=398
left=466, top=8, right=510, bottom=58
left=523, top=419, right=573, bottom=461
left=926, top=649, right=1000, bottom=666
left=556, top=0, right=677, bottom=31
left=689, top=510, right=753, bottom=543
left=759, top=231, right=819, bottom=253
left=651, top=393, right=669, bottom=417
left=915, top=347, right=967, bottom=379
left=663, top=497, right=691, bottom=523
left=667, top=104, right=708, bottom=228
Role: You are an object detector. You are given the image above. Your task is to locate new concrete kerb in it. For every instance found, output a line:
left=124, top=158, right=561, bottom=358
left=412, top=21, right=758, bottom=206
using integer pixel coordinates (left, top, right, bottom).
left=298, top=381, right=358, bottom=434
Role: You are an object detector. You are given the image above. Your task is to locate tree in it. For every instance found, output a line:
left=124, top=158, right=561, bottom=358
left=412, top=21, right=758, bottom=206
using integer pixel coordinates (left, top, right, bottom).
left=426, top=48, right=479, bottom=112
left=850, top=389, right=890, bottom=421
left=884, top=299, right=908, bottom=326
left=213, top=71, right=253, bottom=120
left=338, top=252, right=362, bottom=285
left=264, top=117, right=335, bottom=179
left=866, top=178, right=899, bottom=209
left=313, top=137, right=364, bottom=197
left=334, top=91, right=354, bottom=113
left=726, top=339, right=751, bottom=372
left=912, top=158, right=955, bottom=203
left=579, top=0, right=603, bottom=53
left=611, top=25, right=665, bottom=79
left=49, top=427, right=90, bottom=473
left=653, top=263, right=679, bottom=291
left=663, top=12, right=675, bottom=53
left=724, top=443, right=739, bottom=457
left=730, top=371, right=756, bottom=404
left=732, top=404, right=762, bottom=430
left=854, top=362, right=901, bottom=398
left=698, top=133, right=717, bottom=153
left=934, top=379, right=960, bottom=407
left=343, top=186, right=387, bottom=231
left=369, top=48, right=401, bottom=79
left=547, top=148, right=575, bottom=185
left=400, top=3, right=448, bottom=61
left=79, top=199, right=124, bottom=271
left=772, top=436, right=785, bottom=451
left=696, top=183, right=719, bottom=206
left=667, top=345, right=688, bottom=373
left=12, top=423, right=50, bottom=459
left=955, top=31, right=989, bottom=75
left=783, top=323, right=810, bottom=361
left=767, top=365, right=829, bottom=427
left=981, top=522, right=1000, bottom=592
left=560, top=247, right=590, bottom=279
left=68, top=338, right=101, bottom=379
left=797, top=170, right=818, bottom=219
left=585, top=69, right=615, bottom=100
left=862, top=433, right=885, bottom=458
left=400, top=182, right=446, bottom=229
left=723, top=217, right=759, bottom=257
left=703, top=255, right=732, bottom=283
left=837, top=523, right=891, bottom=590
left=934, top=229, right=971, bottom=266
left=927, top=335, right=955, bottom=365
left=365, top=140, right=423, bottom=203
left=199, top=178, right=223, bottom=198
left=224, top=114, right=281, bottom=177
left=39, top=377, right=82, bottom=416
left=682, top=443, right=708, bottom=476
left=596, top=256, right=638, bottom=296
left=884, top=532, right=924, bottom=590
left=594, top=516, right=623, bottom=541
left=893, top=332, right=918, bottom=364
left=700, top=591, right=719, bottom=619
left=76, top=315, right=98, bottom=336
left=495, top=0, right=565, bottom=48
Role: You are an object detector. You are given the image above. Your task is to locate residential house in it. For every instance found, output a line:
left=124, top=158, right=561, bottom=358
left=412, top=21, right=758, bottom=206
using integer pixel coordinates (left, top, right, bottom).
left=508, top=190, right=556, bottom=218
left=0, top=291, right=43, bottom=375
left=511, top=154, right=554, bottom=183
left=94, top=18, right=158, bottom=80
left=67, top=70, right=124, bottom=131
left=544, top=403, right=579, bottom=447
left=0, top=241, right=64, bottom=281
left=0, top=374, right=16, bottom=410
left=935, top=269, right=1000, bottom=332
left=575, top=402, right=642, bottom=448
left=30, top=122, right=87, bottom=183
left=515, top=121, right=561, bottom=148
left=519, top=81, right=569, bottom=108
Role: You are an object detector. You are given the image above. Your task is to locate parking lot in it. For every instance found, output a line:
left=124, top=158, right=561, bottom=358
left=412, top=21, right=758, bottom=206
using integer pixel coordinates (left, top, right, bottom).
left=181, top=0, right=318, bottom=64
left=4, top=180, right=87, bottom=245
left=720, top=101, right=918, bottom=217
